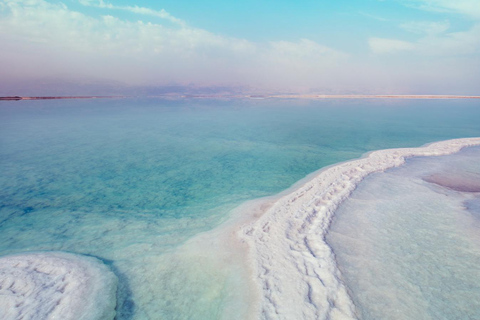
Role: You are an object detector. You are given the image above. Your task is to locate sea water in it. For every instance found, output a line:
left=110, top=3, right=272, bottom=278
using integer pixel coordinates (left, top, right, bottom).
left=0, top=98, right=479, bottom=319
left=327, top=146, right=480, bottom=320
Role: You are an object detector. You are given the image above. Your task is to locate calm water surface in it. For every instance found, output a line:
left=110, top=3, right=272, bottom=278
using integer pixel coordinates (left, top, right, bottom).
left=1, top=98, right=479, bottom=319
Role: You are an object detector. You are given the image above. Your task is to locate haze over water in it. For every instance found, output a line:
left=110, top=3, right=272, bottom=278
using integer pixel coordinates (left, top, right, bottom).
left=1, top=98, right=480, bottom=319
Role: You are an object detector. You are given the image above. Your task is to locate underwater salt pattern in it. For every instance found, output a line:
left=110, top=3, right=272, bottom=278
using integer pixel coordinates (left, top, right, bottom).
left=327, top=146, right=480, bottom=320
left=1, top=98, right=480, bottom=319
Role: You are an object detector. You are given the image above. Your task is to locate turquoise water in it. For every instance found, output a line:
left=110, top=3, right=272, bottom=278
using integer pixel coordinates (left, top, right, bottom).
left=327, top=146, right=480, bottom=320
left=1, top=98, right=480, bottom=318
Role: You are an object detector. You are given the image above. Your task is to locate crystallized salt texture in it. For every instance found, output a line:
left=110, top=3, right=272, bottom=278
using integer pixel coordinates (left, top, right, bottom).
left=0, top=251, right=118, bottom=320
left=240, top=137, right=480, bottom=320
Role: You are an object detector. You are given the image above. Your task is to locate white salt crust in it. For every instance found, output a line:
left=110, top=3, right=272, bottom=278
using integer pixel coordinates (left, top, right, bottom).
left=0, top=251, right=118, bottom=320
left=239, top=137, right=480, bottom=320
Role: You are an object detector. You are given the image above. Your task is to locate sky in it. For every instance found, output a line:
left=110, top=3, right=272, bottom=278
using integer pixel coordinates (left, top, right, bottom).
left=0, top=0, right=479, bottom=94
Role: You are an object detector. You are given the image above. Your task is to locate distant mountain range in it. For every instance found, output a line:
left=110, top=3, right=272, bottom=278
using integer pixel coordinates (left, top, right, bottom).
left=0, top=77, right=248, bottom=97
left=1, top=77, right=477, bottom=98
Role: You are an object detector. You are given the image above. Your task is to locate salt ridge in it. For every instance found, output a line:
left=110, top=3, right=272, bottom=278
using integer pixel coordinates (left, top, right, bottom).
left=0, top=251, right=118, bottom=320
left=239, top=137, right=480, bottom=320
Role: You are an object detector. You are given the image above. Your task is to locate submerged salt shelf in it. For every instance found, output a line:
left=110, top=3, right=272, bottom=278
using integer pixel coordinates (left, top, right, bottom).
left=240, top=137, right=480, bottom=319
left=0, top=251, right=117, bottom=320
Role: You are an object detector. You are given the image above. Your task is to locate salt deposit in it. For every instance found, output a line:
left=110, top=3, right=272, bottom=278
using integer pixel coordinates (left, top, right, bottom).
left=0, top=251, right=117, bottom=320
left=240, top=137, right=480, bottom=319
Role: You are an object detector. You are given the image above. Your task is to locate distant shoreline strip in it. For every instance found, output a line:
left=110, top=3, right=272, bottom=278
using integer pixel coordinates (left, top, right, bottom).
left=0, top=96, right=125, bottom=101
left=267, top=94, right=480, bottom=99
left=1, top=94, right=479, bottom=101
left=240, top=137, right=480, bottom=319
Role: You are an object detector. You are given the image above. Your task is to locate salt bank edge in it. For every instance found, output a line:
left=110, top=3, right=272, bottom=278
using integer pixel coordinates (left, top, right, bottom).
left=238, top=137, right=480, bottom=320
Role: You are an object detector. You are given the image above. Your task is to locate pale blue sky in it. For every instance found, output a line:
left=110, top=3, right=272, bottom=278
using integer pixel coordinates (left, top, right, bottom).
left=1, top=0, right=479, bottom=94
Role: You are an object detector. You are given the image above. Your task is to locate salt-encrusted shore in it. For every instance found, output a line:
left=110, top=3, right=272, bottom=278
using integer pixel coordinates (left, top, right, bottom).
left=3, top=139, right=477, bottom=320
left=238, top=137, right=480, bottom=320
left=0, top=252, right=118, bottom=320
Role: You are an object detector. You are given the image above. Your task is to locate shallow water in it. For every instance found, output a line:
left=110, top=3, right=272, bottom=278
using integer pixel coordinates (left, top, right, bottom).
left=1, top=98, right=480, bottom=318
left=327, top=146, right=480, bottom=320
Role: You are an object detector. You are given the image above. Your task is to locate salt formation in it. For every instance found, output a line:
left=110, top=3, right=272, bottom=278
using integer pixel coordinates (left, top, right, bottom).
left=0, top=251, right=117, bottom=320
left=240, top=137, right=480, bottom=320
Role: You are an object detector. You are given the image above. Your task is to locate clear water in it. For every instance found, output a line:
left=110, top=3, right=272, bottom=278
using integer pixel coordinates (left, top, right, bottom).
left=1, top=98, right=480, bottom=319
left=327, top=146, right=480, bottom=320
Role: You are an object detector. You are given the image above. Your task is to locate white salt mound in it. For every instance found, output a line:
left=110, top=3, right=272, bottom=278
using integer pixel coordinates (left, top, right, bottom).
left=0, top=251, right=118, bottom=320
left=240, top=137, right=480, bottom=320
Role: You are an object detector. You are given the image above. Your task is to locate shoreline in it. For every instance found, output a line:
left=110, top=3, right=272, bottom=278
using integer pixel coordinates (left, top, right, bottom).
left=266, top=94, right=480, bottom=100
left=0, top=96, right=125, bottom=101
left=1, top=94, right=480, bottom=101
left=229, top=137, right=480, bottom=319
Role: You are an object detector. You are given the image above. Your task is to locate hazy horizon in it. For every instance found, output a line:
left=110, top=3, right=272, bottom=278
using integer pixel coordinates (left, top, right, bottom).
left=1, top=0, right=479, bottom=95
